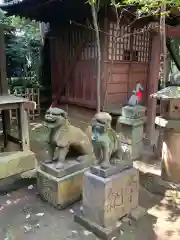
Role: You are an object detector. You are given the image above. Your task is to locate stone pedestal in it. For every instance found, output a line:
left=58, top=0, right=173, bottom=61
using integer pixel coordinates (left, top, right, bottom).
left=75, top=166, right=139, bottom=239
left=0, top=151, right=37, bottom=180
left=0, top=150, right=37, bottom=191
left=151, top=87, right=180, bottom=184
left=155, top=116, right=180, bottom=183
left=90, top=159, right=133, bottom=178
left=161, top=129, right=180, bottom=183
left=37, top=159, right=92, bottom=209
left=117, top=105, right=146, bottom=160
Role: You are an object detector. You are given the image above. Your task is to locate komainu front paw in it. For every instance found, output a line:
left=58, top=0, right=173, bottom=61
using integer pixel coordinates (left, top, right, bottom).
left=44, top=159, right=53, bottom=164
left=55, top=160, right=65, bottom=169
left=44, top=157, right=57, bottom=164
left=100, top=161, right=111, bottom=169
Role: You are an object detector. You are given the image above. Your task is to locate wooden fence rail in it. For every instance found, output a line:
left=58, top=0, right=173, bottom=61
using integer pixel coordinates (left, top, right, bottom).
left=8, top=87, right=40, bottom=122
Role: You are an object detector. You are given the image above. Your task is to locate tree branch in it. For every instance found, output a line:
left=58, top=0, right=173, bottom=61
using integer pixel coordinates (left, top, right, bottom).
left=91, top=1, right=101, bottom=113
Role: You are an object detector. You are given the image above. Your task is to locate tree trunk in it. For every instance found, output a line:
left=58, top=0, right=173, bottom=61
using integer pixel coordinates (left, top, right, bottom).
left=91, top=2, right=101, bottom=113
left=160, top=3, right=167, bottom=88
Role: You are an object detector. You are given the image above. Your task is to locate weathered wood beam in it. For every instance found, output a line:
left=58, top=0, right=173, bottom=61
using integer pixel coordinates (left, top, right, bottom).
left=0, top=27, right=8, bottom=95
left=7, top=134, right=21, bottom=145
left=0, top=26, right=11, bottom=150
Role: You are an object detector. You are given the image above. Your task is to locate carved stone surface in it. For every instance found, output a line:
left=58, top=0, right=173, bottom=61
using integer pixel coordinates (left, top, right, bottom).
left=74, top=211, right=122, bottom=240
left=122, top=105, right=146, bottom=119
left=37, top=167, right=87, bottom=209
left=90, top=159, right=133, bottom=178
left=155, top=116, right=180, bottom=130
left=0, top=151, right=37, bottom=179
left=117, top=116, right=145, bottom=126
left=41, top=157, right=93, bottom=178
left=117, top=122, right=144, bottom=145
left=161, top=129, right=180, bottom=183
left=117, top=108, right=145, bottom=160
left=123, top=141, right=143, bottom=160
left=82, top=167, right=139, bottom=228
left=44, top=107, right=94, bottom=169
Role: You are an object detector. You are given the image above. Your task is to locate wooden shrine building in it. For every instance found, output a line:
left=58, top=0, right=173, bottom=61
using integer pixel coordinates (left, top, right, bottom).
left=1, top=0, right=180, bottom=142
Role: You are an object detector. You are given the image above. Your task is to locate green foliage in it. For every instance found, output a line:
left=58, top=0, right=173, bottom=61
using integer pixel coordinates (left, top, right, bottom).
left=122, top=0, right=180, bottom=16
left=0, top=9, right=41, bottom=84
left=88, top=0, right=180, bottom=16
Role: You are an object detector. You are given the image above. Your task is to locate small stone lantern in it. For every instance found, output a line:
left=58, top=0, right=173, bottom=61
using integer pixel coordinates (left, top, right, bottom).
left=151, top=86, right=180, bottom=183
left=117, top=83, right=146, bottom=160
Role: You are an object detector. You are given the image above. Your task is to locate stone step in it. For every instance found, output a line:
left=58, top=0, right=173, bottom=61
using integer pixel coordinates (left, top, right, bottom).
left=133, top=159, right=180, bottom=198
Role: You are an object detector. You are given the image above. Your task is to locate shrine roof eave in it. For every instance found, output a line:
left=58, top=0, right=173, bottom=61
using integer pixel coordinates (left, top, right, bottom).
left=1, top=0, right=180, bottom=26
left=0, top=0, right=91, bottom=23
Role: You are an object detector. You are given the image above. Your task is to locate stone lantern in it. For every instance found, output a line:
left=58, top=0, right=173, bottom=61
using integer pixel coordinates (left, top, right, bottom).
left=151, top=86, right=180, bottom=183
left=117, top=83, right=146, bottom=160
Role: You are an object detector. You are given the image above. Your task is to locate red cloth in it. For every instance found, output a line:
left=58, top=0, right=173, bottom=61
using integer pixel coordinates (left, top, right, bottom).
left=136, top=91, right=142, bottom=101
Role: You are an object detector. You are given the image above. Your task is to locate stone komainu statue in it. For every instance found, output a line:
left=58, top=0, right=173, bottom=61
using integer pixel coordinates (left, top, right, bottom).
left=44, top=107, right=94, bottom=169
left=90, top=112, right=130, bottom=169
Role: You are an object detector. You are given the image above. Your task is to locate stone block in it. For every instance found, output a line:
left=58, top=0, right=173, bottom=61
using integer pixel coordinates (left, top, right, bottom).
left=0, top=151, right=37, bottom=179
left=162, top=99, right=180, bottom=120
left=161, top=129, right=180, bottom=183
left=118, top=123, right=144, bottom=145
left=90, top=159, right=133, bottom=178
left=37, top=167, right=87, bottom=209
left=41, top=158, right=92, bottom=178
left=117, top=116, right=145, bottom=126
left=123, top=141, right=143, bottom=160
left=121, top=105, right=146, bottom=119
left=83, top=167, right=139, bottom=228
left=129, top=206, right=146, bottom=221
left=74, top=210, right=122, bottom=240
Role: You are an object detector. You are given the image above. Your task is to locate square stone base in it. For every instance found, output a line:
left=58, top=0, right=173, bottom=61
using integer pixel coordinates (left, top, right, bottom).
left=37, top=167, right=87, bottom=209
left=118, top=123, right=144, bottom=145
left=83, top=167, right=139, bottom=228
left=90, top=159, right=133, bottom=178
left=0, top=151, right=37, bottom=180
left=121, top=105, right=146, bottom=119
left=75, top=206, right=146, bottom=240
left=74, top=211, right=122, bottom=240
left=41, top=157, right=92, bottom=178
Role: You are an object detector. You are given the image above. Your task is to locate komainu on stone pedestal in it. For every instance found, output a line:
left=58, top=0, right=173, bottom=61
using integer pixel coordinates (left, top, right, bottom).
left=90, top=112, right=132, bottom=170
left=37, top=107, right=95, bottom=209
left=74, top=112, right=144, bottom=239
left=43, top=107, right=95, bottom=169
left=74, top=167, right=142, bottom=240
left=83, top=168, right=139, bottom=228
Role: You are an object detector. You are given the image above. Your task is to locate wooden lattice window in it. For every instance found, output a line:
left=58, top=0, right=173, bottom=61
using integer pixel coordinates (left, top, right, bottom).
left=68, top=28, right=83, bottom=59
left=68, top=28, right=97, bottom=61
left=81, top=31, right=97, bottom=60
left=108, top=23, right=131, bottom=61
left=108, top=22, right=150, bottom=62
left=132, top=29, right=150, bottom=62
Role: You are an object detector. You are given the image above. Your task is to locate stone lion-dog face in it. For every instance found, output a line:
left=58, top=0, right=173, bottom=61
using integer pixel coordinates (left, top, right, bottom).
left=44, top=107, right=94, bottom=169
left=44, top=107, right=68, bottom=129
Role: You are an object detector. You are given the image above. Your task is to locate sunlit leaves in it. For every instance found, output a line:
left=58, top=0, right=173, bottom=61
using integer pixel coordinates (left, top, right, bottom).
left=88, top=0, right=180, bottom=16
left=0, top=9, right=41, bottom=78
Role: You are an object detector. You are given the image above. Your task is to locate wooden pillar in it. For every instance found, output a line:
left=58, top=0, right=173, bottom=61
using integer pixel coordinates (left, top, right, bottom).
left=19, top=103, right=30, bottom=151
left=0, top=26, right=11, bottom=150
left=146, top=34, right=160, bottom=145
left=0, top=26, right=8, bottom=94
